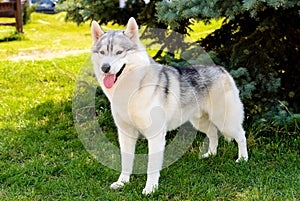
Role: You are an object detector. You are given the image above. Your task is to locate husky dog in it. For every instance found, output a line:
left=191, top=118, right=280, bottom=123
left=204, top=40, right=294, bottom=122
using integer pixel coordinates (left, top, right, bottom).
left=91, top=18, right=248, bottom=194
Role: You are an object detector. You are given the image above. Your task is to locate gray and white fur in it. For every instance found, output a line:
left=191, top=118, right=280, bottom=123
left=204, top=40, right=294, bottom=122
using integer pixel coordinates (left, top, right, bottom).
left=91, top=17, right=248, bottom=195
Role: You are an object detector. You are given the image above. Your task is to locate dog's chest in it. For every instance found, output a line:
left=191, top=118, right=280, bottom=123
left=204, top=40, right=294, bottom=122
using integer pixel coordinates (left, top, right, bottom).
left=110, top=85, right=169, bottom=134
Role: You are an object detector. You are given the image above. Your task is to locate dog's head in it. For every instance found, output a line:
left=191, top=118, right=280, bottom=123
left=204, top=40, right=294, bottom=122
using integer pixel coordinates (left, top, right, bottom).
left=91, top=18, right=142, bottom=89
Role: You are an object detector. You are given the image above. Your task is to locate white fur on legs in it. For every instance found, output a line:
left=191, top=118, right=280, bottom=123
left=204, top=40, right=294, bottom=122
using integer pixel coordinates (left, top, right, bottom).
left=111, top=129, right=137, bottom=190
left=142, top=172, right=160, bottom=195
left=234, top=130, right=248, bottom=162
left=142, top=133, right=166, bottom=195
left=222, top=126, right=248, bottom=162
left=190, top=117, right=219, bottom=158
left=201, top=124, right=219, bottom=158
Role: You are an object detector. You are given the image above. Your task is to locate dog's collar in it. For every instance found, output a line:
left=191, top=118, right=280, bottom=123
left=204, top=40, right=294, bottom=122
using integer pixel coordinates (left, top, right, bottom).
left=114, top=64, right=126, bottom=83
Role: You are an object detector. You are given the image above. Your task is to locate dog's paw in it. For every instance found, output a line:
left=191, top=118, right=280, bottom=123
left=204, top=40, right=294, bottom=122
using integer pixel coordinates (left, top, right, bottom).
left=110, top=181, right=126, bottom=190
left=110, top=173, right=130, bottom=190
left=201, top=151, right=216, bottom=159
left=236, top=156, right=248, bottom=163
left=201, top=152, right=210, bottom=158
left=142, top=184, right=158, bottom=195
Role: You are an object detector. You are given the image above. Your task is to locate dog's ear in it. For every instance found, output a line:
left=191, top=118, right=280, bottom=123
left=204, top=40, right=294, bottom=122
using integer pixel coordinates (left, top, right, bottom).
left=91, top=21, right=104, bottom=44
left=124, top=17, right=139, bottom=43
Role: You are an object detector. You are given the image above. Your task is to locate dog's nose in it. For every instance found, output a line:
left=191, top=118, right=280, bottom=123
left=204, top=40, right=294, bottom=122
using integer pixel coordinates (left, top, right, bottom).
left=101, top=63, right=111, bottom=73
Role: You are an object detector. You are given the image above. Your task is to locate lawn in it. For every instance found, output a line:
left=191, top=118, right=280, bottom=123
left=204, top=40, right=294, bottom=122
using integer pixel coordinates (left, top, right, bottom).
left=0, top=13, right=299, bottom=200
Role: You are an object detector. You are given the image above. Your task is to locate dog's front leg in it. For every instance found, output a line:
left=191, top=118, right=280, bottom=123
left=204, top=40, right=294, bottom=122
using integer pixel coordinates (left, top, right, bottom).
left=143, top=133, right=166, bottom=195
left=110, top=130, right=137, bottom=190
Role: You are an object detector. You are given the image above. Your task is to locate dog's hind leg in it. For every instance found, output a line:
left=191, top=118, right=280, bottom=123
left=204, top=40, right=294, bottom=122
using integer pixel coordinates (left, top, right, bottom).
left=222, top=125, right=248, bottom=162
left=209, top=106, right=248, bottom=162
left=203, top=73, right=248, bottom=162
left=190, top=116, right=219, bottom=158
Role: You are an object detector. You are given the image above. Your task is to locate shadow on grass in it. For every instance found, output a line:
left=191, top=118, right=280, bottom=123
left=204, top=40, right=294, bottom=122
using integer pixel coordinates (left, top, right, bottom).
left=0, top=31, right=24, bottom=42
left=24, top=99, right=75, bottom=134
left=0, top=99, right=79, bottom=168
left=0, top=99, right=118, bottom=199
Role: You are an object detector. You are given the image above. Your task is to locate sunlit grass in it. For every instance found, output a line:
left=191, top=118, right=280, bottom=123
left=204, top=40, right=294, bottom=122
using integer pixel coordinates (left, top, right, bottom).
left=0, top=12, right=91, bottom=59
left=0, top=13, right=222, bottom=60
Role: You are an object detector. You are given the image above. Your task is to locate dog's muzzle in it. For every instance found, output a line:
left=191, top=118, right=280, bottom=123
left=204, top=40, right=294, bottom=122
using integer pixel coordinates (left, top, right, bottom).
left=101, top=63, right=126, bottom=89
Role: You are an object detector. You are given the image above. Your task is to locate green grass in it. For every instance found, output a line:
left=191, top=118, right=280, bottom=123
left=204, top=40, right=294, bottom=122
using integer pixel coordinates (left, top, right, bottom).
left=0, top=13, right=299, bottom=200
left=0, top=12, right=91, bottom=59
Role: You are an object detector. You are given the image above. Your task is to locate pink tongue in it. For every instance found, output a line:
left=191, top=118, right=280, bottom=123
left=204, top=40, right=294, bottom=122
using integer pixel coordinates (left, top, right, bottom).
left=103, top=74, right=116, bottom=89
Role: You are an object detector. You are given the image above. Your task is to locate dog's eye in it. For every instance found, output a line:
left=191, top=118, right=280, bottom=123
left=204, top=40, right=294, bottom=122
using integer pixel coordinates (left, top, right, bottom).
left=116, top=50, right=123, bottom=55
left=99, top=50, right=105, bottom=55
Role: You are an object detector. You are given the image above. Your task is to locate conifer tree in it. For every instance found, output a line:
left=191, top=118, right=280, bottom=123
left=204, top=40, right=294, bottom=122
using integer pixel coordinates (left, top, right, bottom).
left=157, top=0, right=300, bottom=125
